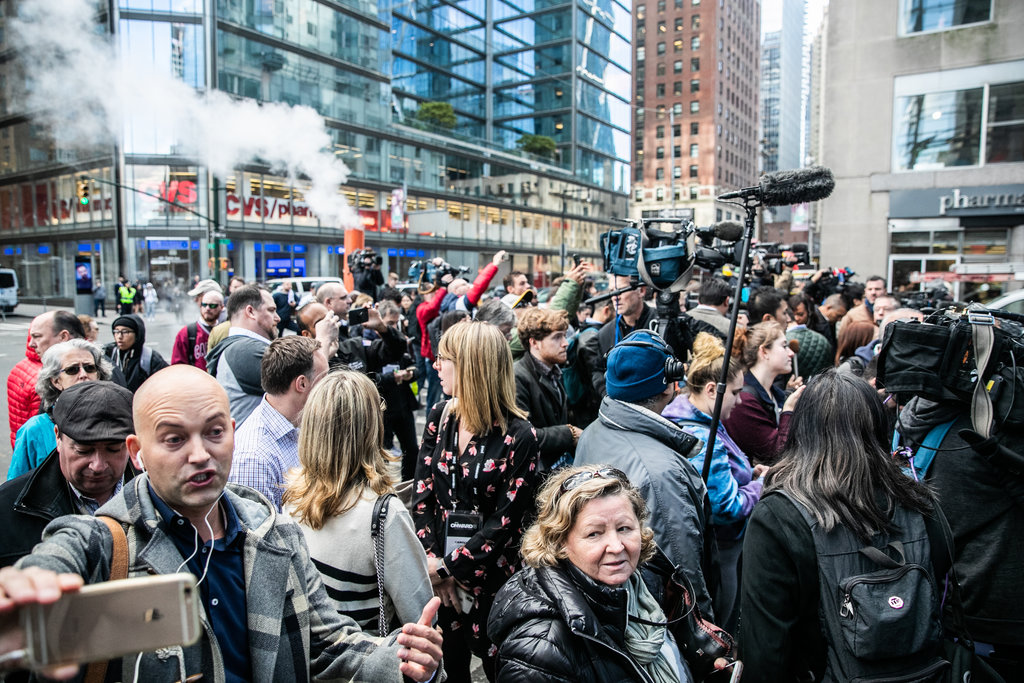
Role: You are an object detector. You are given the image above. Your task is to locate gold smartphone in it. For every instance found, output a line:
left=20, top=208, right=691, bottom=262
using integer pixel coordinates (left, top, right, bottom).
left=20, top=573, right=201, bottom=669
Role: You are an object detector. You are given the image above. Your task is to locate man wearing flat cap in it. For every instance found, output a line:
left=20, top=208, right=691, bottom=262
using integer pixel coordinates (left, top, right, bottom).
left=0, top=381, right=137, bottom=567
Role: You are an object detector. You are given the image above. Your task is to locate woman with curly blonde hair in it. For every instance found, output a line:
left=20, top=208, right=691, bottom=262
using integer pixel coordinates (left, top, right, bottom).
left=489, top=465, right=733, bottom=682
left=412, top=319, right=540, bottom=680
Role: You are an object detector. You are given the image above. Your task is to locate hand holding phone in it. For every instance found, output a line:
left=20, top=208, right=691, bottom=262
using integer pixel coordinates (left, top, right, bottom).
left=0, top=567, right=84, bottom=679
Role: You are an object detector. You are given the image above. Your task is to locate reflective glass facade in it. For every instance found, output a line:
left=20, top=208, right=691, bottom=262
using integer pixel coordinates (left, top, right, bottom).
left=0, top=0, right=623, bottom=299
left=391, top=0, right=633, bottom=193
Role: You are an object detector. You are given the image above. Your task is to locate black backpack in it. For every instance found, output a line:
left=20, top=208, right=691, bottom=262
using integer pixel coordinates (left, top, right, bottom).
left=777, top=491, right=947, bottom=682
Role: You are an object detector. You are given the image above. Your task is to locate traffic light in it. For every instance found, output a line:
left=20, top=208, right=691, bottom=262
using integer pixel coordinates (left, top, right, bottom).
left=77, top=177, right=90, bottom=206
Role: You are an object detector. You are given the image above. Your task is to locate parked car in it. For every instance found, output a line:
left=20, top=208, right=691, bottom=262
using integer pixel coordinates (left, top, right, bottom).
left=0, top=268, right=18, bottom=312
left=984, top=288, right=1024, bottom=316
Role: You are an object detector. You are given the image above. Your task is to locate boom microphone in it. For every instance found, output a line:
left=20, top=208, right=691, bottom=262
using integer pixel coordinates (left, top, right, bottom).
left=718, top=166, right=835, bottom=206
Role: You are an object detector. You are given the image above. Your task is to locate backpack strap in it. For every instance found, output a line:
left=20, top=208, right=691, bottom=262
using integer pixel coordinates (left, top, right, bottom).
left=84, top=516, right=129, bottom=683
left=186, top=322, right=198, bottom=365
left=140, top=346, right=153, bottom=375
left=370, top=493, right=395, bottom=638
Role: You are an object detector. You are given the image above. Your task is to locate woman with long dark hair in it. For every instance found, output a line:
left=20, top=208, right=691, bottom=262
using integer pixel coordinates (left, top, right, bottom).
left=739, top=370, right=948, bottom=682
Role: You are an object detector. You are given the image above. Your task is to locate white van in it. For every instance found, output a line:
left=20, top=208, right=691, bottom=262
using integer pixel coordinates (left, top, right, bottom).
left=0, top=268, right=18, bottom=312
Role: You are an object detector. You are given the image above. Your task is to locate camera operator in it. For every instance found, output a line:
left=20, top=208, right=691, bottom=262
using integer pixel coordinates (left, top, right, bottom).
left=592, top=275, right=655, bottom=398
left=352, top=248, right=385, bottom=300
left=898, top=395, right=1024, bottom=678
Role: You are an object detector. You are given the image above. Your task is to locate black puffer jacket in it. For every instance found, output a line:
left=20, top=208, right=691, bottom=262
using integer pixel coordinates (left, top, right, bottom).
left=489, top=551, right=726, bottom=682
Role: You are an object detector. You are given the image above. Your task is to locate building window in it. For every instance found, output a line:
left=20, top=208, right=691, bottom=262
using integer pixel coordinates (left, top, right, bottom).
left=673, top=165, right=682, bottom=178
left=656, top=167, right=665, bottom=180
left=692, top=14, right=700, bottom=30
left=635, top=186, right=643, bottom=201
left=673, top=102, right=683, bottom=115
left=691, top=36, right=701, bottom=50
left=637, top=46, right=646, bottom=61
left=691, top=79, right=700, bottom=93
left=691, top=122, right=699, bottom=135
left=658, top=20, right=667, bottom=32
left=690, top=100, right=700, bottom=113
left=674, top=81, right=683, bottom=95
left=656, top=187, right=665, bottom=200
left=689, top=164, right=698, bottom=178
left=657, top=83, right=666, bottom=97
left=675, top=17, right=684, bottom=31
left=673, top=145, right=681, bottom=158
left=675, top=0, right=683, bottom=7
left=987, top=81, right=1024, bottom=164
left=891, top=79, right=1024, bottom=170
left=656, top=146, right=665, bottom=159
left=673, top=124, right=681, bottom=136
left=692, top=0, right=700, bottom=4
left=690, top=143, right=699, bottom=157
left=656, top=125, right=665, bottom=138
left=674, top=187, right=682, bottom=200
left=674, top=60, right=683, bottom=74
left=637, top=19, right=646, bottom=34
left=657, top=105, right=667, bottom=119
left=657, top=0, right=666, bottom=11
left=674, top=39, right=684, bottom=52
left=657, top=42, right=666, bottom=55
left=637, top=4, right=646, bottom=18
left=691, top=57, right=700, bottom=71
left=657, top=62, right=666, bottom=76
left=898, top=0, right=991, bottom=36
left=690, top=186, right=699, bottom=200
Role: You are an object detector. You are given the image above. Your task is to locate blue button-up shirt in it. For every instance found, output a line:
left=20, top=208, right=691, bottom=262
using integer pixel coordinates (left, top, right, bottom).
left=228, top=396, right=299, bottom=511
left=150, top=484, right=250, bottom=683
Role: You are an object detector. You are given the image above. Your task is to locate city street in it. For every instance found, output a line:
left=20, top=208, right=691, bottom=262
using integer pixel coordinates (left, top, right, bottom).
left=1, top=301, right=188, bottom=473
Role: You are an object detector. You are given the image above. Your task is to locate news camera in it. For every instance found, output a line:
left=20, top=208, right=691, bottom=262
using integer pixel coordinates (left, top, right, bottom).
left=348, top=247, right=382, bottom=274
left=878, top=305, right=1024, bottom=480
left=600, top=218, right=744, bottom=293
left=407, top=258, right=470, bottom=291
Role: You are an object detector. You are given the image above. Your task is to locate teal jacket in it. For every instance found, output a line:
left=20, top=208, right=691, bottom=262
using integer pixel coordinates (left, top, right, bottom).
left=7, top=413, right=55, bottom=480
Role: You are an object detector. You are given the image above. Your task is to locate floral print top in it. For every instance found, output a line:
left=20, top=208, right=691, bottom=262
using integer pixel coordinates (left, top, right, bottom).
left=412, top=399, right=541, bottom=596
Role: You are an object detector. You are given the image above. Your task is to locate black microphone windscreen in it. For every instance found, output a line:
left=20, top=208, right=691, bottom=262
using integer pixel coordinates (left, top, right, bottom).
left=712, top=221, right=744, bottom=242
left=759, top=166, right=835, bottom=207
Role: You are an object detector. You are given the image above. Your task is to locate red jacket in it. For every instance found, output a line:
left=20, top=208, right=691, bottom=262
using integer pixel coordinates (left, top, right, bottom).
left=8, top=337, right=41, bottom=449
left=415, top=262, right=498, bottom=361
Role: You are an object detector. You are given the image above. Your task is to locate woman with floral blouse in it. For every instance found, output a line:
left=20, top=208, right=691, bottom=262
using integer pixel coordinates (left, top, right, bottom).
left=412, top=320, right=541, bottom=681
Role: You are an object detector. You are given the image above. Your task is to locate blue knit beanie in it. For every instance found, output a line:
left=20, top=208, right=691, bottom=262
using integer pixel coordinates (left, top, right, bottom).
left=605, top=330, right=671, bottom=402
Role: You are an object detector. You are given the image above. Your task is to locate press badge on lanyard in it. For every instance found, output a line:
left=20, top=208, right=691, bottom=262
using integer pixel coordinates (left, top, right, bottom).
left=442, top=443, right=484, bottom=556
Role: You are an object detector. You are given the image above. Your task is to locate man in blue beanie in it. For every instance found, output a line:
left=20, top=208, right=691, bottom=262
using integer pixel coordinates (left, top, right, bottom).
left=574, top=330, right=720, bottom=618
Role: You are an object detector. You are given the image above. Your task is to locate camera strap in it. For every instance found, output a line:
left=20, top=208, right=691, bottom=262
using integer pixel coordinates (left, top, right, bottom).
left=968, top=310, right=996, bottom=439
left=83, top=516, right=129, bottom=683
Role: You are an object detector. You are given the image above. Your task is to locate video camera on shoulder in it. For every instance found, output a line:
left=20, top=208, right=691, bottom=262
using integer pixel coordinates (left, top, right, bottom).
left=407, top=258, right=469, bottom=292
left=600, top=217, right=743, bottom=293
left=348, top=247, right=382, bottom=273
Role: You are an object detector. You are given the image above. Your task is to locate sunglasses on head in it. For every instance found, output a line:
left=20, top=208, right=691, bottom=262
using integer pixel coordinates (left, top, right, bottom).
left=61, top=362, right=97, bottom=376
left=559, top=467, right=629, bottom=494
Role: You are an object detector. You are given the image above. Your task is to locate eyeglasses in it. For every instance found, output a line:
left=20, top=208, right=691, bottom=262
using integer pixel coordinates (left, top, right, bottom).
left=112, top=329, right=134, bottom=336
left=201, top=302, right=223, bottom=309
left=61, top=362, right=98, bottom=376
left=559, top=467, right=629, bottom=494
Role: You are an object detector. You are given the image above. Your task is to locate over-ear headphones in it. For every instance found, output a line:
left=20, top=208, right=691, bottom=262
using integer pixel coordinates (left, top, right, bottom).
left=606, top=330, right=687, bottom=384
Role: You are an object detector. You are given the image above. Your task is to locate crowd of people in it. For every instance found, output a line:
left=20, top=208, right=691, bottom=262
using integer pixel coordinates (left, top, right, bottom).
left=0, top=255, right=1019, bottom=683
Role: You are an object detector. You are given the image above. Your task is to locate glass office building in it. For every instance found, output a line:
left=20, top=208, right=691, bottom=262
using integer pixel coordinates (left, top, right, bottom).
left=0, top=0, right=627, bottom=300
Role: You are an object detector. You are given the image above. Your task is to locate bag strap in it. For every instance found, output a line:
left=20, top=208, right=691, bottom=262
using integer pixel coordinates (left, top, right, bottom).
left=186, top=322, right=198, bottom=365
left=967, top=309, right=996, bottom=438
left=84, top=516, right=129, bottom=683
left=858, top=541, right=906, bottom=569
left=370, top=493, right=395, bottom=638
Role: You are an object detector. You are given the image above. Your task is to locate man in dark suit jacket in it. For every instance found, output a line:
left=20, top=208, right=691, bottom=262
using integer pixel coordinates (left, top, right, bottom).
left=0, top=381, right=138, bottom=567
left=272, top=281, right=299, bottom=335
left=513, top=307, right=582, bottom=470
